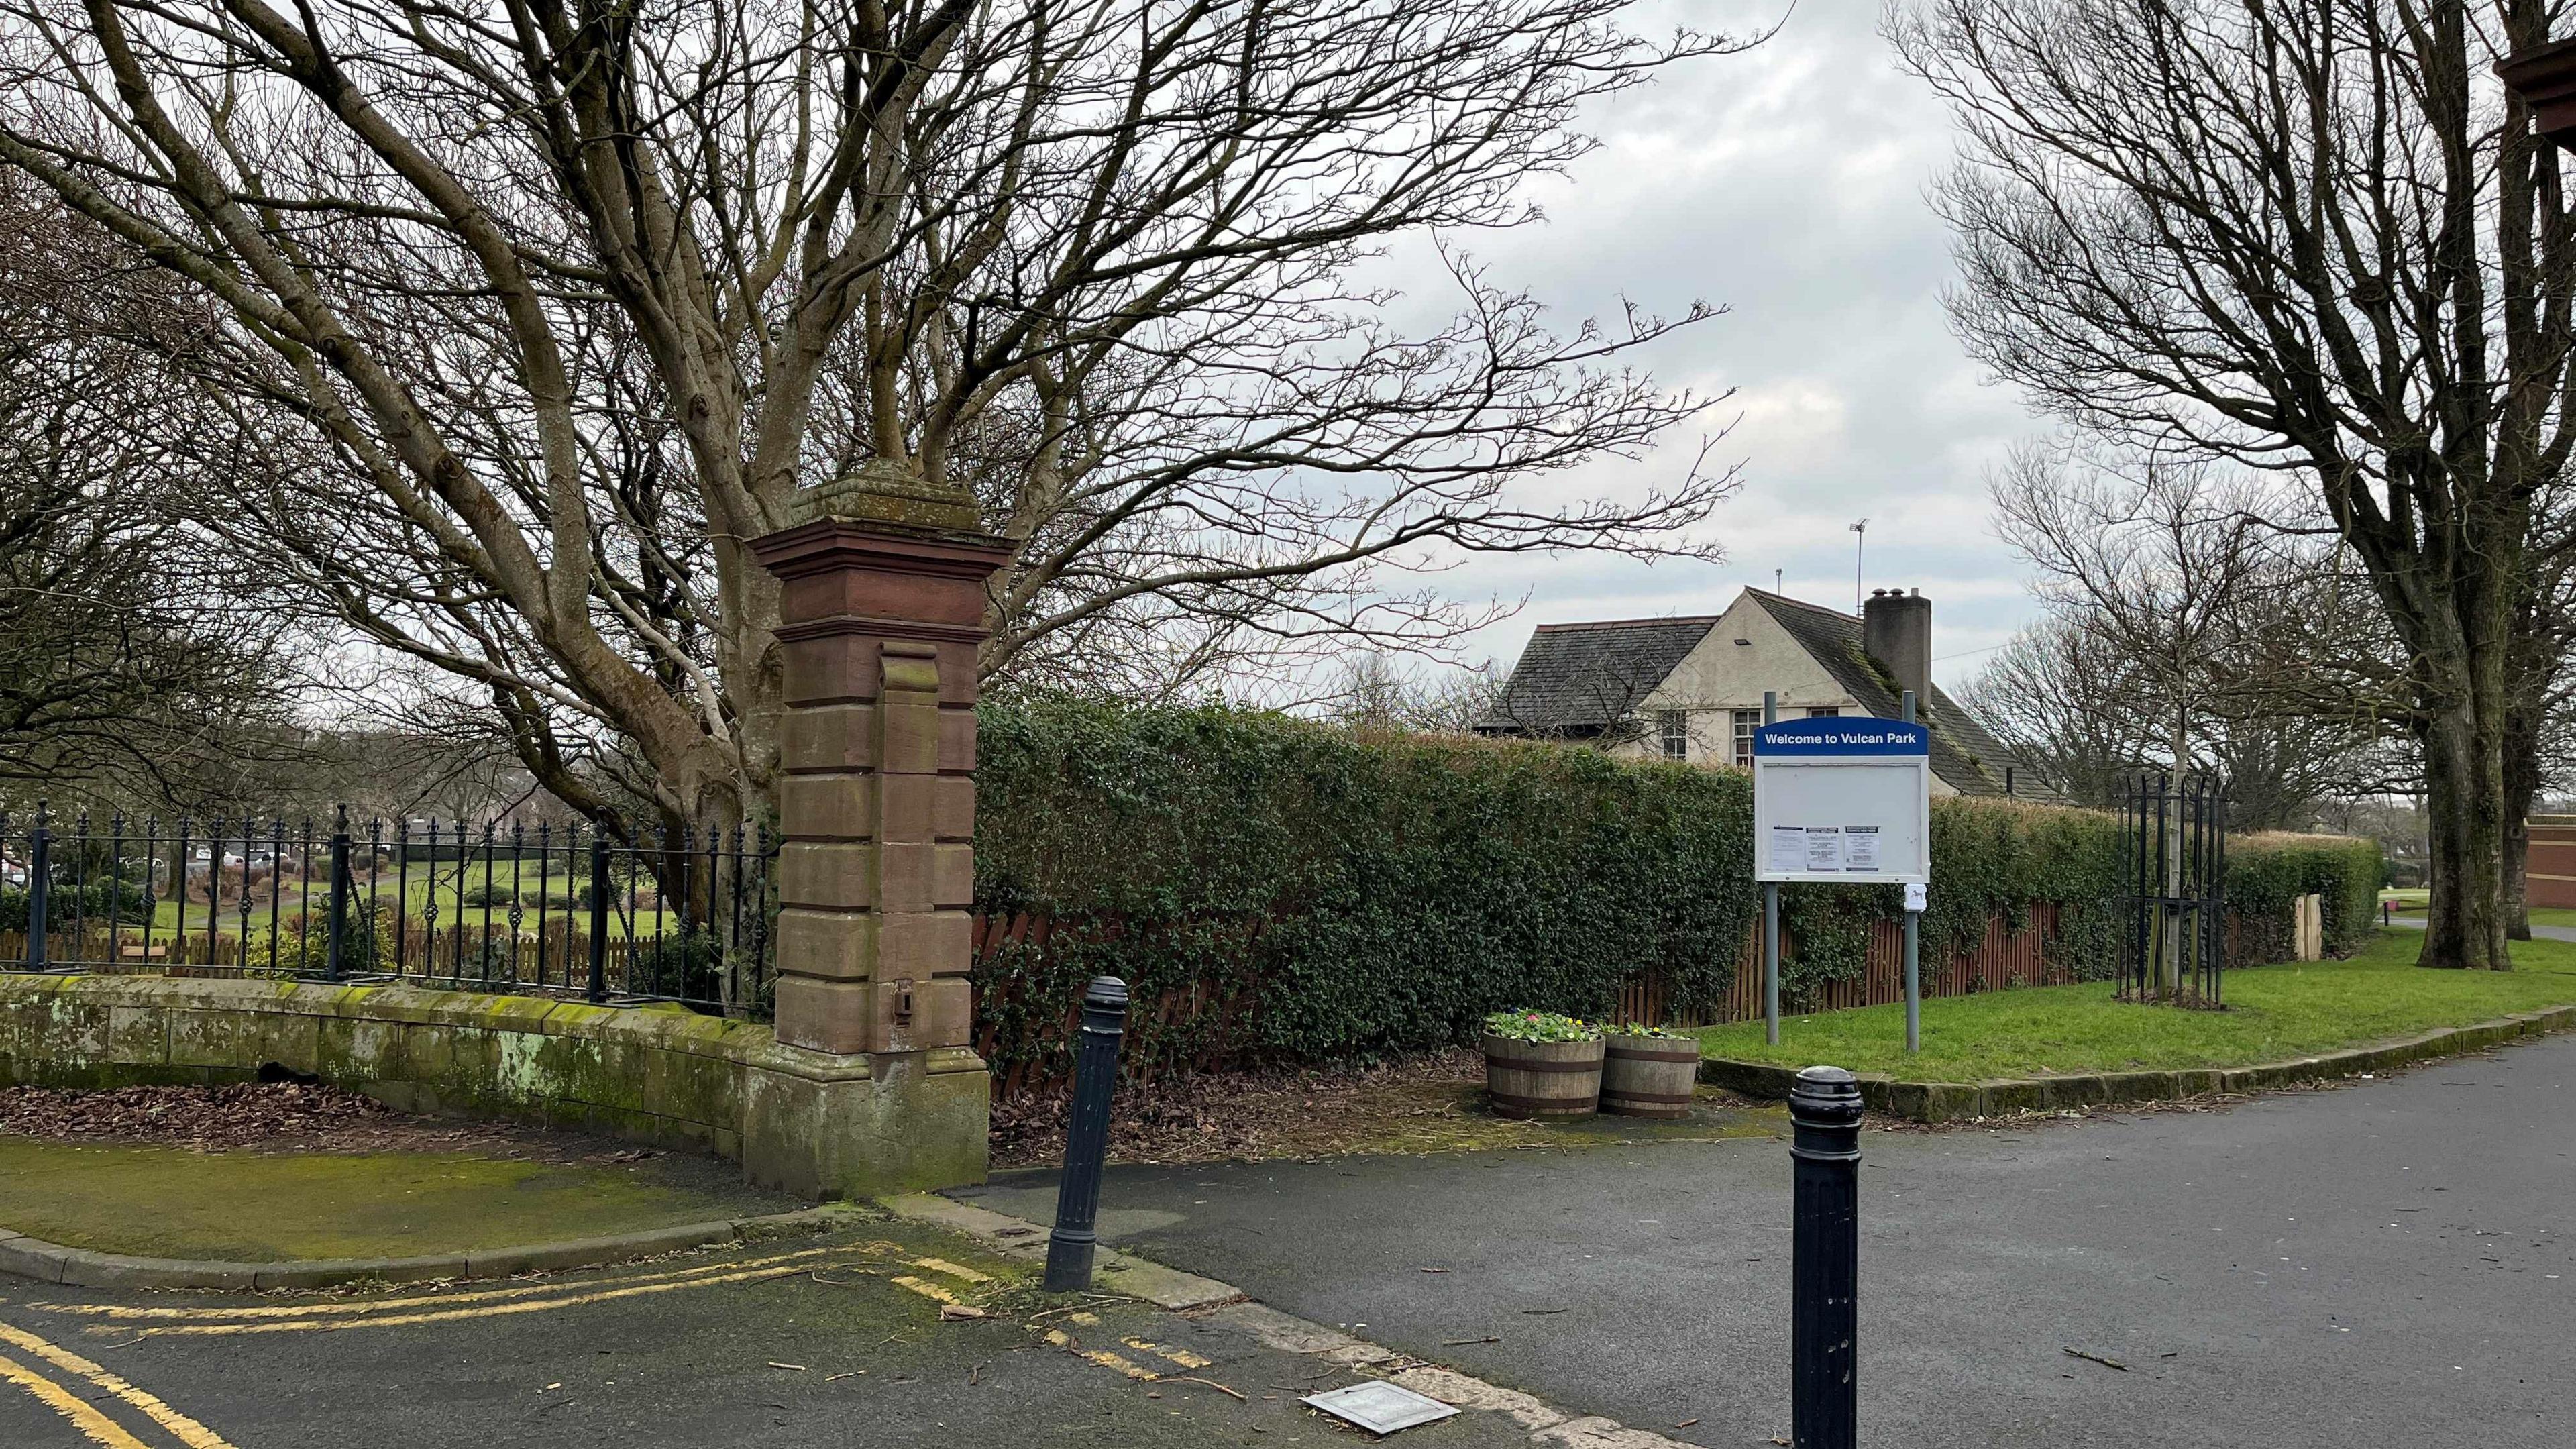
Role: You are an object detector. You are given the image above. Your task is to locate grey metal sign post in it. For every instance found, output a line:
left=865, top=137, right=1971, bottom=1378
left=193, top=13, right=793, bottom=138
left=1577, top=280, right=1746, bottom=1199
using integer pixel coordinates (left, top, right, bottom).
left=1762, top=692, right=1780, bottom=1046
left=1752, top=704, right=1933, bottom=1054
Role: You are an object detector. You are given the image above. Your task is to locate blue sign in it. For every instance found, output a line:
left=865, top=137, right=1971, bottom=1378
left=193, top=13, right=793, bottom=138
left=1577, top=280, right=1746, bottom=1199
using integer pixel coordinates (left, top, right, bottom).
left=1752, top=718, right=1929, bottom=757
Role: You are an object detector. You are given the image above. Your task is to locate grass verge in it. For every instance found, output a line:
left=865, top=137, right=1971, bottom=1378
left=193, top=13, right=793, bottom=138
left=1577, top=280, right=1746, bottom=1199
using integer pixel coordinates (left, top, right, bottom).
left=0, top=1140, right=792, bottom=1260
left=1694, top=928, right=2576, bottom=1083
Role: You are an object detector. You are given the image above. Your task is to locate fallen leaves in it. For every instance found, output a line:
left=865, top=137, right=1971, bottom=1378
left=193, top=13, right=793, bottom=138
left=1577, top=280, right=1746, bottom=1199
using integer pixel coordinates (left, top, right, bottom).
left=939, top=1303, right=989, bottom=1321
left=0, top=1081, right=395, bottom=1150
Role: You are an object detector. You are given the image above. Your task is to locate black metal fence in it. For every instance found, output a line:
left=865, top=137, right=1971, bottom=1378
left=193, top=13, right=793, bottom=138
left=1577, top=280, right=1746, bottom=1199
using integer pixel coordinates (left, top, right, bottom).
left=0, top=804, right=777, bottom=1018
left=2116, top=772, right=2226, bottom=1007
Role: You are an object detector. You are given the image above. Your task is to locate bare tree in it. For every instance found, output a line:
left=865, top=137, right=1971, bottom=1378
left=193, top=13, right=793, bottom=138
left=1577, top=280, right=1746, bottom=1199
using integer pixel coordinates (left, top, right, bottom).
left=1961, top=618, right=2159, bottom=807
left=0, top=0, right=1750, bottom=841
left=1892, top=0, right=2576, bottom=968
left=1991, top=445, right=2279, bottom=780
left=1980, top=443, right=2398, bottom=826
left=1326, top=653, right=1508, bottom=735
left=0, top=176, right=298, bottom=806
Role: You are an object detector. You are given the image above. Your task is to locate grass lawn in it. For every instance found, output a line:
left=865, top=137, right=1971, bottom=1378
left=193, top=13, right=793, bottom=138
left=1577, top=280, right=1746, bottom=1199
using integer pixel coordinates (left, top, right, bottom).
left=1695, top=928, right=2576, bottom=1083
left=48, top=860, right=683, bottom=966
left=2369, top=890, right=2576, bottom=931
left=0, top=1139, right=791, bottom=1260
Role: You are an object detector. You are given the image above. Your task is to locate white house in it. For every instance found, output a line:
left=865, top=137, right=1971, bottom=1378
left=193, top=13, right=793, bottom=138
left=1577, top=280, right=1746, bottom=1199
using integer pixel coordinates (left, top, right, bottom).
left=1477, top=587, right=2047, bottom=798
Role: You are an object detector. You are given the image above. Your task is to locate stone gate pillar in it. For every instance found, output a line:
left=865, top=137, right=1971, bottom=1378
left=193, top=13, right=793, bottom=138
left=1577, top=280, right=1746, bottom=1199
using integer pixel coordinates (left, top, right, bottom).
left=741, top=462, right=1010, bottom=1199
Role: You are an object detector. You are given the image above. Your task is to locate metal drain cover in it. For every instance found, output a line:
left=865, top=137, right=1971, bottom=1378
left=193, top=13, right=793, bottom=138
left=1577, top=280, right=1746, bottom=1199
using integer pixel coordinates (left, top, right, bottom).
left=1302, top=1380, right=1460, bottom=1434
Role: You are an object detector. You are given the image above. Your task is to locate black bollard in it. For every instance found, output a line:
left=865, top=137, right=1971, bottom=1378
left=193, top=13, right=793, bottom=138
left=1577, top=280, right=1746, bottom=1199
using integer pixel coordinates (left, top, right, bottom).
left=1790, top=1064, right=1863, bottom=1449
left=1045, top=975, right=1130, bottom=1293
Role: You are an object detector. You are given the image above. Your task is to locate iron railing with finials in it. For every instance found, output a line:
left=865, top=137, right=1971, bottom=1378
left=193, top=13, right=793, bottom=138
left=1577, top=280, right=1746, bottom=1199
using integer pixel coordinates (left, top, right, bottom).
left=2116, top=772, right=2227, bottom=1008
left=0, top=804, right=777, bottom=1018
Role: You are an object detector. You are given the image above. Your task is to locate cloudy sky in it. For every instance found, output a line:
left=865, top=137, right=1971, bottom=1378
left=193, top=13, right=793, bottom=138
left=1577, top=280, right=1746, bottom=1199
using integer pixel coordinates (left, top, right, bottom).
left=1411, top=0, right=2051, bottom=694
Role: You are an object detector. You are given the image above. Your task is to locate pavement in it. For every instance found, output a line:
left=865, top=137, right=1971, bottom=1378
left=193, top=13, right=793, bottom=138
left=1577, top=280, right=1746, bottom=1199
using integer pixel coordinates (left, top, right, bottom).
left=2384, top=914, right=2576, bottom=942
left=963, top=1032, right=2576, bottom=1448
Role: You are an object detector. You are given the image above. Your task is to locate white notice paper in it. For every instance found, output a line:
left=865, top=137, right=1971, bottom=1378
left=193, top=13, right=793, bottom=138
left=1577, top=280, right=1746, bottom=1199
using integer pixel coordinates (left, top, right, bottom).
left=1804, top=826, right=1843, bottom=872
left=1843, top=825, right=1881, bottom=872
left=1767, top=826, right=1807, bottom=875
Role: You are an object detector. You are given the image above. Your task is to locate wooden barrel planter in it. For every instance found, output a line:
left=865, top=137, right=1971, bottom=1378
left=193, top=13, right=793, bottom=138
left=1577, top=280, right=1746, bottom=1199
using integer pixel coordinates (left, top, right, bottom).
left=1601, top=1032, right=1701, bottom=1119
left=1481, top=1034, right=1605, bottom=1120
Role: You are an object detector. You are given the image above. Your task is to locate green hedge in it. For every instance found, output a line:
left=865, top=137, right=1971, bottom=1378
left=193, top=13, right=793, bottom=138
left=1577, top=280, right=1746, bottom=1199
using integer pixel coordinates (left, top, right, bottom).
left=973, top=700, right=1748, bottom=1087
left=2224, top=832, right=2385, bottom=962
left=973, top=699, right=2375, bottom=1089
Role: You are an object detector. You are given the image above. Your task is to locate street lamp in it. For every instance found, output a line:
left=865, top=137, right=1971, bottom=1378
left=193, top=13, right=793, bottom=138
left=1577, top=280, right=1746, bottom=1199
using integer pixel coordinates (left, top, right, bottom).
left=1849, top=519, right=1868, bottom=613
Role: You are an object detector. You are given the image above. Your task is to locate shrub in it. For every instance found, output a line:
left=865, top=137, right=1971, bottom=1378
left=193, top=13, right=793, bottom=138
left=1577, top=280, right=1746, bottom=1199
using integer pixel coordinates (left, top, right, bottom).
left=0, top=879, right=154, bottom=931
left=973, top=698, right=2337, bottom=1088
left=2225, top=832, right=2385, bottom=962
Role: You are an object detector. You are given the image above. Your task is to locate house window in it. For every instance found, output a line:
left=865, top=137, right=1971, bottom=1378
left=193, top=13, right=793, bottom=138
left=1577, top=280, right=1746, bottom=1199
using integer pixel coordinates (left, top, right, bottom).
left=1808, top=706, right=1840, bottom=718
left=1654, top=709, right=1689, bottom=760
left=1732, top=708, right=1760, bottom=767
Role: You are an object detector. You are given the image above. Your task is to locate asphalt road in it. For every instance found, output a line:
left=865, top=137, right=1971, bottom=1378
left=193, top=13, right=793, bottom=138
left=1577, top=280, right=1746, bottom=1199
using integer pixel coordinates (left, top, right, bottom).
left=0, top=1221, right=1538, bottom=1449
left=966, top=1033, right=2576, bottom=1448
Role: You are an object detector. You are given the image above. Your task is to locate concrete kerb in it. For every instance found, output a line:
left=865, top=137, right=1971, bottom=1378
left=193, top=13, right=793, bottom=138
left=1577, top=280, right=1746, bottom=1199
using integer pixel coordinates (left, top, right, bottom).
left=879, top=1193, right=1242, bottom=1311
left=0, top=1203, right=865, bottom=1293
left=1700, top=1003, right=2576, bottom=1122
left=876, top=1193, right=1704, bottom=1449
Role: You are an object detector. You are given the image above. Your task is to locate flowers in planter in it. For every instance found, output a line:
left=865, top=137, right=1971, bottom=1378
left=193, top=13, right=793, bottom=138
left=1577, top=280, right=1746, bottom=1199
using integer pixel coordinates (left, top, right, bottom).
left=1481, top=1010, right=1601, bottom=1043
left=1607, top=1023, right=1695, bottom=1040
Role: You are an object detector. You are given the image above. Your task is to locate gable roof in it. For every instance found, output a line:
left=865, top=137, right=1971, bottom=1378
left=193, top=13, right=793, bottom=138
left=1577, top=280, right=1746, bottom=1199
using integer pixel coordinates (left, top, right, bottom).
left=1477, top=615, right=1720, bottom=737
left=1740, top=590, right=2049, bottom=798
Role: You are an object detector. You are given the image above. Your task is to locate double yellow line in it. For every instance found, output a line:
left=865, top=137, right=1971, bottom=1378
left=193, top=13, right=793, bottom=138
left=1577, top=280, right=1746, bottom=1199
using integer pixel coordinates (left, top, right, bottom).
left=0, top=1321, right=236, bottom=1449
left=0, top=1239, right=1010, bottom=1444
left=33, top=1245, right=884, bottom=1340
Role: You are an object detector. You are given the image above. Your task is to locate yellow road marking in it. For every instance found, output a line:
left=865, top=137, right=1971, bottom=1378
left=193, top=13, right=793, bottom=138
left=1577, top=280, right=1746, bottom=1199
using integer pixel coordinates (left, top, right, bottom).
left=890, top=1275, right=959, bottom=1305
left=1121, top=1336, right=1213, bottom=1370
left=0, top=1352, right=151, bottom=1449
left=121, top=1259, right=849, bottom=1338
left=0, top=1323, right=239, bottom=1449
left=908, top=1257, right=992, bottom=1285
left=44, top=1246, right=852, bottom=1326
left=1042, top=1329, right=1157, bottom=1381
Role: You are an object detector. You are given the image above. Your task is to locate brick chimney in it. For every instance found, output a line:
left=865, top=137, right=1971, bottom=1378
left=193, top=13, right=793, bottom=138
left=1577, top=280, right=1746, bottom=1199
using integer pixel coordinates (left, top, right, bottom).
left=1862, top=588, right=1932, bottom=716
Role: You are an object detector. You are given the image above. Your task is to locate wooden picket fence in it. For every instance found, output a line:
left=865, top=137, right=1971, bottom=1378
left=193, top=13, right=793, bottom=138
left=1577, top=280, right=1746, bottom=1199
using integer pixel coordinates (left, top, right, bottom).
left=966, top=899, right=2103, bottom=1097
left=1609, top=901, right=2070, bottom=1029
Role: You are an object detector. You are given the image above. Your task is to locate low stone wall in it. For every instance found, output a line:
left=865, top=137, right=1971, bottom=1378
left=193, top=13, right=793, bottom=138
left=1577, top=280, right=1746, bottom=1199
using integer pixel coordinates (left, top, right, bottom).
left=0, top=974, right=987, bottom=1200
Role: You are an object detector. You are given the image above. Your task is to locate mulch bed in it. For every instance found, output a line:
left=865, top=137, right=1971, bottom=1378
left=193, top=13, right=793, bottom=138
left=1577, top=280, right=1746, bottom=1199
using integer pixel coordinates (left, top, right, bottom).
left=0, top=1083, right=653, bottom=1162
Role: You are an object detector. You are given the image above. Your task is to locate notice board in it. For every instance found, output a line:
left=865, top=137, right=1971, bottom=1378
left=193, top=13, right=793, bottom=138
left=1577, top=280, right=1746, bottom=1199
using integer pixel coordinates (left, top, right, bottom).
left=1751, top=716, right=1931, bottom=885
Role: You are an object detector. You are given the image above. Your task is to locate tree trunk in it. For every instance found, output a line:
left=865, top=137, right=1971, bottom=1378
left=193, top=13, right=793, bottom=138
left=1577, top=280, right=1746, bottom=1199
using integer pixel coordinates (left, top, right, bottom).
left=2416, top=695, right=2512, bottom=970
left=2503, top=710, right=2538, bottom=943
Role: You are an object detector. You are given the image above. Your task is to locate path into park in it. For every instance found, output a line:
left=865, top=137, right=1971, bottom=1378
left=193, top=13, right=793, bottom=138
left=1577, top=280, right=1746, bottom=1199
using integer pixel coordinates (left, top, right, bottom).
left=1, top=1036, right=2567, bottom=1448
left=968, top=1032, right=2576, bottom=1449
